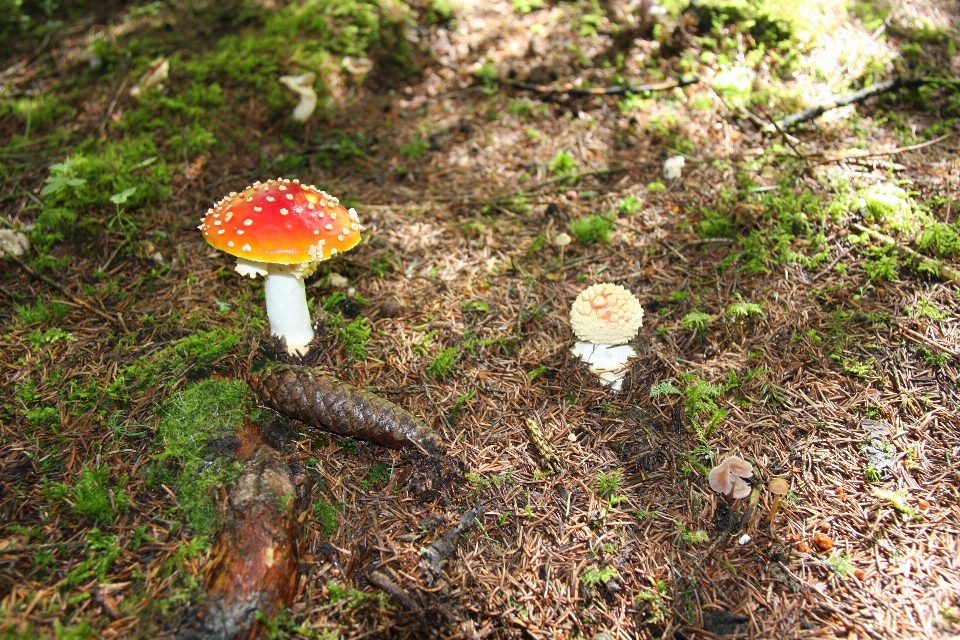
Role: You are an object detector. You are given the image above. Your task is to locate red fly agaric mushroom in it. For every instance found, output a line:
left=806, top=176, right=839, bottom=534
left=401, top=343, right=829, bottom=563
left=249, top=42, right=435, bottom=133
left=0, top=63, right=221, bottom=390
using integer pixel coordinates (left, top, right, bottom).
left=709, top=455, right=753, bottom=499
left=198, top=178, right=364, bottom=355
left=569, top=282, right=644, bottom=390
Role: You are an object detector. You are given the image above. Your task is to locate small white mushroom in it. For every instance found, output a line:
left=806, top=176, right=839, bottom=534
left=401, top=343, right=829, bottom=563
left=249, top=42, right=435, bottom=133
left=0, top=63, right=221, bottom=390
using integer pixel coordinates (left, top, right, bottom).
left=279, top=72, right=318, bottom=122
left=0, top=229, right=30, bottom=258
left=569, top=283, right=645, bottom=391
left=708, top=456, right=753, bottom=499
left=342, top=56, right=373, bottom=77
left=663, top=155, right=685, bottom=180
left=129, top=58, right=169, bottom=97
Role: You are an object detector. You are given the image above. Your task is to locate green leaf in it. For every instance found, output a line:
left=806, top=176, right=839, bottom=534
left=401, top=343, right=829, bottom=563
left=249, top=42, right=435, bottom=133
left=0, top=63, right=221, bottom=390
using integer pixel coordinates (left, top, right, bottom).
left=110, top=187, right=137, bottom=204
left=40, top=178, right=66, bottom=196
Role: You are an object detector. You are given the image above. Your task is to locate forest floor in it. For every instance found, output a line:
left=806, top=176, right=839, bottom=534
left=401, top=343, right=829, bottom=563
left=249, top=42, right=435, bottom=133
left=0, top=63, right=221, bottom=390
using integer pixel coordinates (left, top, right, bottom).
left=2, top=0, right=960, bottom=638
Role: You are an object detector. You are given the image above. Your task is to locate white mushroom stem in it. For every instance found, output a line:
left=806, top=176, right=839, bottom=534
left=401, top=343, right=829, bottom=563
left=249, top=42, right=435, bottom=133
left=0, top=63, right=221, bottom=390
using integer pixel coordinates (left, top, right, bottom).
left=236, top=259, right=314, bottom=355
left=571, top=342, right=637, bottom=391
left=279, top=72, right=318, bottom=122
left=264, top=265, right=314, bottom=355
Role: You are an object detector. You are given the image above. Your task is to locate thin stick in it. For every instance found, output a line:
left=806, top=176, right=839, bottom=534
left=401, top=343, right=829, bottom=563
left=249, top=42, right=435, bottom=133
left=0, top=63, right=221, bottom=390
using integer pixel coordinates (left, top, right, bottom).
left=509, top=75, right=699, bottom=96
left=851, top=223, right=960, bottom=286
left=6, top=254, right=121, bottom=326
left=0, top=541, right=88, bottom=555
left=815, top=133, right=953, bottom=166
left=769, top=76, right=958, bottom=130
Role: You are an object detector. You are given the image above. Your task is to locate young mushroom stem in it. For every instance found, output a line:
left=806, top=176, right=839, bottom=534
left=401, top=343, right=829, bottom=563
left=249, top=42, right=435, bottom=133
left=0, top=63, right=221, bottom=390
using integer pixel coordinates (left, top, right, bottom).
left=263, top=265, right=313, bottom=356
left=765, top=477, right=790, bottom=527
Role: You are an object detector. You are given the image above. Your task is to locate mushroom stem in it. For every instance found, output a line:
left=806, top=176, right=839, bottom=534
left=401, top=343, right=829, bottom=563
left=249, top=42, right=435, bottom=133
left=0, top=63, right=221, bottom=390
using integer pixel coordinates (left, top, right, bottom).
left=765, top=495, right=783, bottom=526
left=264, top=265, right=314, bottom=355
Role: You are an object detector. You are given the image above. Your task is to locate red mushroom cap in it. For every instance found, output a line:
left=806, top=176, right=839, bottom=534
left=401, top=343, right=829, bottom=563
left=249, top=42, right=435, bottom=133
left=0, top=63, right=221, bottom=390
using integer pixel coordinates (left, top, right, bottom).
left=198, top=178, right=363, bottom=265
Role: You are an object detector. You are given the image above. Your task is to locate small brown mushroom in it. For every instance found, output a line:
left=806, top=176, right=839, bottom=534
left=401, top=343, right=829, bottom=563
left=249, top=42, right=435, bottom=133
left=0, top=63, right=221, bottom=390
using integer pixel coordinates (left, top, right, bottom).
left=765, top=477, right=790, bottom=526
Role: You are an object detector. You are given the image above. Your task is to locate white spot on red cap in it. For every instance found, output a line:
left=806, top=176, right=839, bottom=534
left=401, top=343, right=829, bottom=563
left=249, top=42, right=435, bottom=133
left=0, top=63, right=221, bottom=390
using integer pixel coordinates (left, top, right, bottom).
left=280, top=208, right=288, bottom=215
left=227, top=241, right=234, bottom=247
left=244, top=219, right=253, bottom=226
left=266, top=196, right=275, bottom=202
left=237, top=229, right=244, bottom=235
left=242, top=244, right=251, bottom=252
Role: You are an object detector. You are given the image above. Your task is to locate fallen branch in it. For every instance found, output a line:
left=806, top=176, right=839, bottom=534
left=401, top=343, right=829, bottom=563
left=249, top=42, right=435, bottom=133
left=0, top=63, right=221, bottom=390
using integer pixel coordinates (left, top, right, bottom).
left=6, top=253, right=122, bottom=327
left=510, top=75, right=699, bottom=96
left=851, top=223, right=960, bottom=287
left=175, top=420, right=300, bottom=640
left=0, top=540, right=88, bottom=555
left=769, top=76, right=960, bottom=130
left=420, top=500, right=488, bottom=579
left=814, top=133, right=953, bottom=166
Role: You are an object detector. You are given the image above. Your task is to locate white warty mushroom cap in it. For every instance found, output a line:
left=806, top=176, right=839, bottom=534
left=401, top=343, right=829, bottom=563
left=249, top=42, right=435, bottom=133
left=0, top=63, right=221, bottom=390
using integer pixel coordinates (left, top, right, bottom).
left=569, top=282, right=644, bottom=345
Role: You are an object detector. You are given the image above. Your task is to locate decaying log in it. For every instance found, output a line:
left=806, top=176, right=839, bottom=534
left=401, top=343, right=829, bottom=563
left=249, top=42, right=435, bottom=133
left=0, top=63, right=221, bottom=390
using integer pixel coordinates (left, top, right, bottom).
left=176, top=420, right=300, bottom=640
left=250, top=364, right=441, bottom=451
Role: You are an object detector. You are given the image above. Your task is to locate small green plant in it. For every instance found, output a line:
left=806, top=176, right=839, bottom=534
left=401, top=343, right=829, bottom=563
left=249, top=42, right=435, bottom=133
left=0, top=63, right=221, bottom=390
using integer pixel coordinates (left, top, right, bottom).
left=636, top=581, right=671, bottom=625
left=336, top=316, right=371, bottom=360
left=681, top=311, right=711, bottom=331
left=649, top=381, right=681, bottom=398
left=674, top=520, right=709, bottom=544
left=917, top=345, right=949, bottom=368
left=512, top=0, right=544, bottom=12
left=569, top=214, right=614, bottom=244
left=594, top=469, right=623, bottom=499
left=580, top=566, right=618, bottom=589
left=726, top=294, right=765, bottom=321
left=426, top=346, right=458, bottom=379
left=49, top=467, right=129, bottom=525
left=39, top=159, right=87, bottom=196
left=864, top=254, right=898, bottom=281
left=548, top=150, right=577, bottom=175
left=618, top=195, right=641, bottom=215
left=826, top=550, right=854, bottom=578
left=461, top=300, right=490, bottom=313
left=400, top=138, right=430, bottom=158
left=446, top=389, right=476, bottom=425
left=313, top=498, right=340, bottom=536
left=908, top=298, right=948, bottom=320
left=360, top=462, right=392, bottom=490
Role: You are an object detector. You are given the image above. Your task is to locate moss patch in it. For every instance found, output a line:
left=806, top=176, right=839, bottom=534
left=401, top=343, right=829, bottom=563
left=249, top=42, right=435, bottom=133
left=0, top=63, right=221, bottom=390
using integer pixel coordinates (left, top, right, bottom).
left=149, top=378, right=254, bottom=534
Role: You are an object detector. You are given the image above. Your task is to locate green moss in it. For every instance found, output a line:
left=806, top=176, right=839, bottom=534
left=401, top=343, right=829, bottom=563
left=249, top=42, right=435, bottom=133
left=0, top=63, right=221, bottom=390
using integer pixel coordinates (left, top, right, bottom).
left=47, top=468, right=129, bottom=525
left=426, top=346, right=458, bottom=379
left=151, top=378, right=253, bottom=533
left=570, top=214, right=614, bottom=244
left=44, top=136, right=170, bottom=212
left=107, top=328, right=241, bottom=400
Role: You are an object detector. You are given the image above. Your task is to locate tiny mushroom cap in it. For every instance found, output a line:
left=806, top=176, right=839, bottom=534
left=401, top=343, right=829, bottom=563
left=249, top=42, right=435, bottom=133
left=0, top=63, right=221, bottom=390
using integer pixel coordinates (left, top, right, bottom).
left=708, top=455, right=754, bottom=500
left=198, top=178, right=364, bottom=355
left=554, top=232, right=572, bottom=248
left=570, top=282, right=644, bottom=345
left=768, top=477, right=790, bottom=495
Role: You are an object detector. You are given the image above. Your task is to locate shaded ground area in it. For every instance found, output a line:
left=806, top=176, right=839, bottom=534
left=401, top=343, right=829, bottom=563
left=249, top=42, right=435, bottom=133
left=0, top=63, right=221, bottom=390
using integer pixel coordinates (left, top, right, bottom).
left=1, top=0, right=960, bottom=638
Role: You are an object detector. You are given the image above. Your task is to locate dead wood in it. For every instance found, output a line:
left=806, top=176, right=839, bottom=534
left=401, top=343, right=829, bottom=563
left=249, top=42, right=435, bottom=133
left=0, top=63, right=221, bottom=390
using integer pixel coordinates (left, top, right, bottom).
left=851, top=222, right=960, bottom=286
left=769, top=76, right=960, bottom=130
left=509, top=75, right=699, bottom=96
left=175, top=420, right=300, bottom=640
left=421, top=500, right=488, bottom=580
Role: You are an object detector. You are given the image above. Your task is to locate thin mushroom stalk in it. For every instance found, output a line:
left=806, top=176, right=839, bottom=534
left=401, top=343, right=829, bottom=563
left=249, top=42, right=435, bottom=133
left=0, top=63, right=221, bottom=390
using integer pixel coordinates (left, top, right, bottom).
left=262, top=264, right=314, bottom=355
